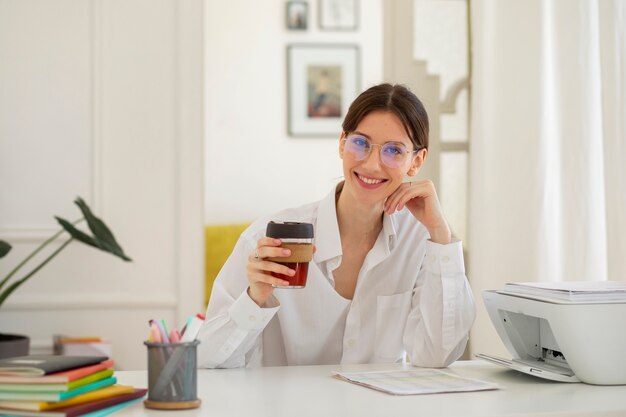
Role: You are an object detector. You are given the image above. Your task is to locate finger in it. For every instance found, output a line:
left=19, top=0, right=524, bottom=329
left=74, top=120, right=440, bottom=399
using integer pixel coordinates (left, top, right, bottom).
left=248, top=259, right=295, bottom=277
left=383, top=185, right=403, bottom=213
left=256, top=237, right=283, bottom=249
left=250, top=237, right=287, bottom=261
left=261, top=246, right=292, bottom=260
left=250, top=271, right=290, bottom=287
left=385, top=183, right=413, bottom=213
left=394, top=181, right=437, bottom=210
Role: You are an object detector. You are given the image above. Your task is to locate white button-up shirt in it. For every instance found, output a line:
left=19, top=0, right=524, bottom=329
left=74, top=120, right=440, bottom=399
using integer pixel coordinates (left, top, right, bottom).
left=197, top=186, right=475, bottom=368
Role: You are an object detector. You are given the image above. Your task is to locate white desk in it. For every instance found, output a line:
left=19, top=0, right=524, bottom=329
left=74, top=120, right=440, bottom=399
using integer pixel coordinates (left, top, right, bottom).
left=115, top=361, right=626, bottom=417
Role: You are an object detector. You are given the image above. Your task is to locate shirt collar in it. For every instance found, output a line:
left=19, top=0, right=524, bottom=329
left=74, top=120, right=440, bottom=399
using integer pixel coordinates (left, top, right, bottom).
left=383, top=209, right=397, bottom=251
left=313, top=183, right=399, bottom=263
left=313, top=185, right=343, bottom=263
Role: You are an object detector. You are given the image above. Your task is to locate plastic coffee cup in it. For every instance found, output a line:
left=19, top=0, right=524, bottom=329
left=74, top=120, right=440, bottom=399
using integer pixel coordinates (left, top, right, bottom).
left=144, top=340, right=201, bottom=410
left=265, top=221, right=314, bottom=289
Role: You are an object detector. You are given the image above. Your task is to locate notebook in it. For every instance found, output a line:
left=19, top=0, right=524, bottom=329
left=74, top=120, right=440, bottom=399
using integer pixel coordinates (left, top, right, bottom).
left=0, top=356, right=108, bottom=377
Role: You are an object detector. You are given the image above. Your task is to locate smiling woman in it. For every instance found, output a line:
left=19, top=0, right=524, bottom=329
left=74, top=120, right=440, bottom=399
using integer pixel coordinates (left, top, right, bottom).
left=196, top=83, right=475, bottom=369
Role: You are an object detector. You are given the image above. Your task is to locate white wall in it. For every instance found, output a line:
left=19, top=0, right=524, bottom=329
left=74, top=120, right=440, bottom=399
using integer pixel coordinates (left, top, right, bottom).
left=0, top=0, right=204, bottom=370
left=204, top=0, right=384, bottom=223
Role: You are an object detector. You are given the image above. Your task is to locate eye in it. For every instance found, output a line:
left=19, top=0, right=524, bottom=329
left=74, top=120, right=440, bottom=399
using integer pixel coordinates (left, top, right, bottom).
left=382, top=143, right=406, bottom=156
left=349, top=135, right=369, bottom=148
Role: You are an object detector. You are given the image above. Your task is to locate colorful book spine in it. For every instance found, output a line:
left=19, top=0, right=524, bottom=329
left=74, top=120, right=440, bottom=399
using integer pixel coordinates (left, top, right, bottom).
left=79, top=398, right=143, bottom=417
left=0, top=377, right=116, bottom=402
left=0, top=384, right=134, bottom=411
left=0, top=369, right=114, bottom=393
left=0, top=388, right=147, bottom=417
left=0, top=360, right=114, bottom=384
left=0, top=356, right=108, bottom=376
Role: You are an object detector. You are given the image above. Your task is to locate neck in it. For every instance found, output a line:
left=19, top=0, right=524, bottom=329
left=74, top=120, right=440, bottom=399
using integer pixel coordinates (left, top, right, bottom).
left=335, top=182, right=384, bottom=241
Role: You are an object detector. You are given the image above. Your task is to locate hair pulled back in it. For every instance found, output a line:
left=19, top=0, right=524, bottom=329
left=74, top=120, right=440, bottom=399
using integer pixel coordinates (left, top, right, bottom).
left=342, top=83, right=429, bottom=150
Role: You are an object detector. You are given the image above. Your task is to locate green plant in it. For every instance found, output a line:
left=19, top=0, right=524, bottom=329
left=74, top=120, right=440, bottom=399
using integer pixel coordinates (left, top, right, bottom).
left=0, top=197, right=131, bottom=308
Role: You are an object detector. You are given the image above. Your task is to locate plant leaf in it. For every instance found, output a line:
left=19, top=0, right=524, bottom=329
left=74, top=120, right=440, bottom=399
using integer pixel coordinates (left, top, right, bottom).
left=0, top=240, right=11, bottom=259
left=72, top=198, right=132, bottom=262
left=55, top=217, right=100, bottom=249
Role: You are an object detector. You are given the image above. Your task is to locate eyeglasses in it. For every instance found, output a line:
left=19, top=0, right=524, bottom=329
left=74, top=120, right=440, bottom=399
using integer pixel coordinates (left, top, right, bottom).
left=342, top=134, right=419, bottom=169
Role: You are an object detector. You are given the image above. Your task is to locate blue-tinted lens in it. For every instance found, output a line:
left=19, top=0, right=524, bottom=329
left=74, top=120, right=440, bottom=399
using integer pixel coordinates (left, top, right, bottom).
left=381, top=142, right=408, bottom=167
left=346, top=135, right=370, bottom=160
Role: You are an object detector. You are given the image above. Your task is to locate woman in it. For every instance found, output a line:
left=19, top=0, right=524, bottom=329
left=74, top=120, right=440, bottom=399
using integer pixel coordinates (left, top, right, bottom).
left=197, top=83, right=475, bottom=368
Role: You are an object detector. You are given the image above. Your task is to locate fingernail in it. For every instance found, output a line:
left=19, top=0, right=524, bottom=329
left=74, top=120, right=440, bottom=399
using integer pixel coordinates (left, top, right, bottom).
left=288, top=269, right=295, bottom=276
left=282, top=281, right=290, bottom=286
left=282, top=249, right=291, bottom=255
left=274, top=239, right=281, bottom=245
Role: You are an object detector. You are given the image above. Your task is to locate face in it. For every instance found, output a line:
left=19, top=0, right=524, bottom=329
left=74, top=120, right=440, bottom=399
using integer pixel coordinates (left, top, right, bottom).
left=339, top=111, right=426, bottom=206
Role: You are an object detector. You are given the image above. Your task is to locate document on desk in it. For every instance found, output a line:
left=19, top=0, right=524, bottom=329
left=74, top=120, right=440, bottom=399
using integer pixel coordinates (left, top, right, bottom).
left=333, top=369, right=499, bottom=395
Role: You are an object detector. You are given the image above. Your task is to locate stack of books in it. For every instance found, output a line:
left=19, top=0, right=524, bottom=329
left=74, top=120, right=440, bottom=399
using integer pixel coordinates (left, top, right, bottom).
left=0, top=355, right=146, bottom=417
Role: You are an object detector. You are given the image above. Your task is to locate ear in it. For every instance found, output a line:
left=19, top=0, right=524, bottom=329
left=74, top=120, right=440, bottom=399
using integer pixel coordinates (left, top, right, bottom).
left=407, top=148, right=427, bottom=176
left=338, top=131, right=346, bottom=159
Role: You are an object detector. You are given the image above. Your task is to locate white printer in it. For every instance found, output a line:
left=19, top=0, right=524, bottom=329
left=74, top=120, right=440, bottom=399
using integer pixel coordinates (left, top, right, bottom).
left=479, top=281, right=626, bottom=385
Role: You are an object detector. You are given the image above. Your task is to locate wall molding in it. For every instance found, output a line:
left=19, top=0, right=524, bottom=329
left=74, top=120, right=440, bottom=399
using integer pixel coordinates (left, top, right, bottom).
left=0, top=228, right=62, bottom=242
left=2, top=294, right=177, bottom=311
left=90, top=0, right=103, bottom=213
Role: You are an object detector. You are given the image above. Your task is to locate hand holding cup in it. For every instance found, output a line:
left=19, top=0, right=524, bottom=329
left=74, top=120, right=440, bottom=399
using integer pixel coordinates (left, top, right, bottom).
left=246, top=222, right=315, bottom=307
left=246, top=237, right=293, bottom=307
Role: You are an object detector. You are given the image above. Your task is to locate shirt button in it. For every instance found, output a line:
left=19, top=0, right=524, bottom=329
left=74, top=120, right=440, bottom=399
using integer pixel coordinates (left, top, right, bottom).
left=248, top=315, right=257, bottom=322
left=442, top=255, right=450, bottom=263
left=347, top=339, right=356, bottom=348
left=431, top=255, right=437, bottom=262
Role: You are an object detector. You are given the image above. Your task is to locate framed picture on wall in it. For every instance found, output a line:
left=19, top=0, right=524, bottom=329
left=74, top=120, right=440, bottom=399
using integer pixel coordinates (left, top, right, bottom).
left=319, top=0, right=358, bottom=30
left=286, top=1, right=308, bottom=30
left=287, top=44, right=360, bottom=137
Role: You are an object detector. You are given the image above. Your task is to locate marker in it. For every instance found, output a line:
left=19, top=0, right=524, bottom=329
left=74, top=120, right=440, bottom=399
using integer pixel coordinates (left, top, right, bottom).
left=181, top=315, right=205, bottom=342
left=150, top=322, right=162, bottom=343
left=153, top=319, right=170, bottom=343
left=169, top=329, right=181, bottom=343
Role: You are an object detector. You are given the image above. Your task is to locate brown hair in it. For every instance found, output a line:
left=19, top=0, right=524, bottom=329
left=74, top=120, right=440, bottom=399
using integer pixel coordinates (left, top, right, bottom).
left=342, top=83, right=429, bottom=150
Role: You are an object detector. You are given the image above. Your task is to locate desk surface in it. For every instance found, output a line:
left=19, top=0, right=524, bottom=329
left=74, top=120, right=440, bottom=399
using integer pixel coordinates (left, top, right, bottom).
left=115, top=361, right=626, bottom=417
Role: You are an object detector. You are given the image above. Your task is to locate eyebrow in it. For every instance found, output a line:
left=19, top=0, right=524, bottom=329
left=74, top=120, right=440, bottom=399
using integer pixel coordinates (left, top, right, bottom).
left=351, top=131, right=410, bottom=145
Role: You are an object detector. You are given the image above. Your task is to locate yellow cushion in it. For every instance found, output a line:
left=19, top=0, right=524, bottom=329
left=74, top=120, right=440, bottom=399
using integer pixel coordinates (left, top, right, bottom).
left=205, top=223, right=250, bottom=306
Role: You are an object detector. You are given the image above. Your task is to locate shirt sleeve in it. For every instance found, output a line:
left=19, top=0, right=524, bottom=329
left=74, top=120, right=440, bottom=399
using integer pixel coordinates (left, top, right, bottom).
left=403, top=239, right=476, bottom=367
left=196, top=233, right=280, bottom=368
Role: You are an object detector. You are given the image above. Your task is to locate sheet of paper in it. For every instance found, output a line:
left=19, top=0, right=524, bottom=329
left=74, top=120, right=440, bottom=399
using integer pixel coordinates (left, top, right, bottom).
left=333, top=368, right=499, bottom=395
left=502, top=281, right=626, bottom=302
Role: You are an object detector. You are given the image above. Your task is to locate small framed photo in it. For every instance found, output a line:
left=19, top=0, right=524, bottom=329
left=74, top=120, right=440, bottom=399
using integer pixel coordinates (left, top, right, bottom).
left=286, top=1, right=308, bottom=30
left=287, top=44, right=360, bottom=137
left=319, top=0, right=358, bottom=31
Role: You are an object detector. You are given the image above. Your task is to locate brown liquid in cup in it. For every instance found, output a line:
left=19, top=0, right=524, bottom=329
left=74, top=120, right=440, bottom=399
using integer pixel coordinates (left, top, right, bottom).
left=266, top=242, right=313, bottom=288
left=269, top=262, right=309, bottom=287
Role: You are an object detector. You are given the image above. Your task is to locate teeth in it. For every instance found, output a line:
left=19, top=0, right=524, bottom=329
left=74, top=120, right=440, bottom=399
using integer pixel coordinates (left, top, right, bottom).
left=358, top=174, right=384, bottom=185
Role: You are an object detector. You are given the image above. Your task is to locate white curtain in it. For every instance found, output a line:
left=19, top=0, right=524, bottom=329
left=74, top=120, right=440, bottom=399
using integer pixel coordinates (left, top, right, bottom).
left=468, top=0, right=626, bottom=355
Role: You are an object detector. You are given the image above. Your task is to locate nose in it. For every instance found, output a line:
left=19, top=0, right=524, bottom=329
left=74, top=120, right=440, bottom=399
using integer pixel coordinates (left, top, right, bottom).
left=360, top=144, right=384, bottom=169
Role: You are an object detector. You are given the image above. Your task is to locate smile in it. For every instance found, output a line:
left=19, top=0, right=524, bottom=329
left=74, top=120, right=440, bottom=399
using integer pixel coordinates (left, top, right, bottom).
left=356, top=173, right=387, bottom=186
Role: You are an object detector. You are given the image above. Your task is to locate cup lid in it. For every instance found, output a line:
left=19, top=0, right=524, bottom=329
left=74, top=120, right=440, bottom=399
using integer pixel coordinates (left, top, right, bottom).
left=266, top=221, right=314, bottom=238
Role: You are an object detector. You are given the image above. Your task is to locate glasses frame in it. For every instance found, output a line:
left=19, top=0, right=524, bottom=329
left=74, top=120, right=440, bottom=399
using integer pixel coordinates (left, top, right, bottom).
left=341, top=134, right=421, bottom=169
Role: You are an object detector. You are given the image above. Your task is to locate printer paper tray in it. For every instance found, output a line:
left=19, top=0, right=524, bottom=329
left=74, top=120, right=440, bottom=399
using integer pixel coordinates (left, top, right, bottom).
left=476, top=353, right=581, bottom=383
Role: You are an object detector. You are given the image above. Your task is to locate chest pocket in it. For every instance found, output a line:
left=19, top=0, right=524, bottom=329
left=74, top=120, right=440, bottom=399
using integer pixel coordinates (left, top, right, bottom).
left=374, top=290, right=413, bottom=361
